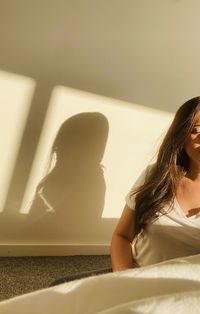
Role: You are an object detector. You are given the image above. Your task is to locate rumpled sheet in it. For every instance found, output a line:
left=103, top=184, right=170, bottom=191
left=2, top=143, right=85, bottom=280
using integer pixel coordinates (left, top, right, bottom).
left=0, top=254, right=200, bottom=314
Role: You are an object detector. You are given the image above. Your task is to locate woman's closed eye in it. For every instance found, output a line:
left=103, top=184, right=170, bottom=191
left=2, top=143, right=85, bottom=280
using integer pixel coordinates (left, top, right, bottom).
left=191, top=126, right=200, bottom=134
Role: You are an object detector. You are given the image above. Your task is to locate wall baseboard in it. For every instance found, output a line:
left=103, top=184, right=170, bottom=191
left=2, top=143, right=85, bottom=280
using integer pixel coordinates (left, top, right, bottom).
left=0, top=244, right=110, bottom=256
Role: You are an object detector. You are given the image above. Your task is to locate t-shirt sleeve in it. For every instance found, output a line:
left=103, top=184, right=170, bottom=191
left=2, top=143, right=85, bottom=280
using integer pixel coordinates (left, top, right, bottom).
left=125, top=164, right=153, bottom=210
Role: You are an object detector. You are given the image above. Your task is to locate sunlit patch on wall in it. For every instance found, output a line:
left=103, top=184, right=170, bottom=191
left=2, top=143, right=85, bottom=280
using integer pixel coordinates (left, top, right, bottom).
left=20, top=86, right=173, bottom=218
left=0, top=70, right=36, bottom=213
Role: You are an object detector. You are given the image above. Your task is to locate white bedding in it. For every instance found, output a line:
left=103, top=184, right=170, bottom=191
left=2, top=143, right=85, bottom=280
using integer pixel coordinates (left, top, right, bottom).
left=0, top=254, right=200, bottom=314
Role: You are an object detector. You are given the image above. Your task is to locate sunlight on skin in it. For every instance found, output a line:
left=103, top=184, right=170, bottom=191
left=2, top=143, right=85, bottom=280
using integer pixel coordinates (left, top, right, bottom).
left=20, top=86, right=173, bottom=218
left=0, top=70, right=36, bottom=213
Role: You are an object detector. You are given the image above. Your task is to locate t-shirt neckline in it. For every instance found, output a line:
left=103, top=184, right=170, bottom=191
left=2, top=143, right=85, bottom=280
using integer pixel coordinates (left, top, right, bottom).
left=174, top=196, right=199, bottom=220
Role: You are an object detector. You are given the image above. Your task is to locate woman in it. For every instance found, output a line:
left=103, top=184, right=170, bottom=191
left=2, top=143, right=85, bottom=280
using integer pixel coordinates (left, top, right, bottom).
left=111, top=96, right=200, bottom=271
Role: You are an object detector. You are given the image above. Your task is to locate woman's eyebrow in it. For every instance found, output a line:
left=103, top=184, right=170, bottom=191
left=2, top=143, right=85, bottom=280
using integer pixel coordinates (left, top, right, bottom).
left=194, top=124, right=200, bottom=126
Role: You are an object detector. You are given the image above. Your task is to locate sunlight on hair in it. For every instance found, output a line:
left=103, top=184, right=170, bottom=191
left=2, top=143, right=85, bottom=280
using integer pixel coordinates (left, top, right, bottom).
left=0, top=70, right=35, bottom=213
left=20, top=86, right=173, bottom=217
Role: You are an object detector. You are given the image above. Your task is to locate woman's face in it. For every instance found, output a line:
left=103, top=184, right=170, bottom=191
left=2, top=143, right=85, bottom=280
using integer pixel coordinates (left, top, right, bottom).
left=184, top=111, right=200, bottom=163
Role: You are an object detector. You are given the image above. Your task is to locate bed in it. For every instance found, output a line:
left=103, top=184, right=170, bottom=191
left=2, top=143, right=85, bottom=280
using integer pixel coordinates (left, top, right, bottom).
left=0, top=253, right=200, bottom=314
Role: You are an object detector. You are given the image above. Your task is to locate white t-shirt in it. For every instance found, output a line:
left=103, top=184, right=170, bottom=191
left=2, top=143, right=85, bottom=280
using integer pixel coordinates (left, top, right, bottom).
left=125, top=164, right=200, bottom=267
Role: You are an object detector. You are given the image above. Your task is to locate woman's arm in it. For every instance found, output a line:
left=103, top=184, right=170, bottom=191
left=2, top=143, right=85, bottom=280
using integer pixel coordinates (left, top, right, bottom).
left=110, top=204, right=139, bottom=271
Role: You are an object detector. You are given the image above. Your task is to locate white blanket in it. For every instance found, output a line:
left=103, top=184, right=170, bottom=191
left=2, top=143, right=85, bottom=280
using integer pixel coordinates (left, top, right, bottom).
left=0, top=254, right=200, bottom=314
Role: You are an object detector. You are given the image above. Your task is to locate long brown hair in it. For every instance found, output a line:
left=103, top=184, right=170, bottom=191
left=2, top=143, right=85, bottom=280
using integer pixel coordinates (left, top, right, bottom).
left=131, top=96, right=200, bottom=236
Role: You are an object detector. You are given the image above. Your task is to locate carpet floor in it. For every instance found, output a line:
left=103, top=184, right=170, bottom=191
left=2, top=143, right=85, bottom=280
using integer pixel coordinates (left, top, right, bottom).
left=0, top=255, right=111, bottom=302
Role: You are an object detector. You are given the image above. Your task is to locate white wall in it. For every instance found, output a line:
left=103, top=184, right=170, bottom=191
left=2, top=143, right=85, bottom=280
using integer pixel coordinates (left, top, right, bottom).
left=0, top=0, right=199, bottom=254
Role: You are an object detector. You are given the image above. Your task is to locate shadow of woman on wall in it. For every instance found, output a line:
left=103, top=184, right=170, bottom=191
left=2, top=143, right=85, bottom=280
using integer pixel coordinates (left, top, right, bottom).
left=18, top=111, right=117, bottom=243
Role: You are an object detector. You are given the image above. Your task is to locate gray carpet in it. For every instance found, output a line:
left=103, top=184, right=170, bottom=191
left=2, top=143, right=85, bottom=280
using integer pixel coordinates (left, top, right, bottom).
left=0, top=255, right=111, bottom=302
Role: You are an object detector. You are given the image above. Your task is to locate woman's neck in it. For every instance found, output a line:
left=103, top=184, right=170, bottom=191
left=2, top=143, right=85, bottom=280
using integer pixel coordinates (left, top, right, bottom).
left=186, top=162, right=200, bottom=182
